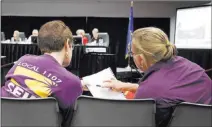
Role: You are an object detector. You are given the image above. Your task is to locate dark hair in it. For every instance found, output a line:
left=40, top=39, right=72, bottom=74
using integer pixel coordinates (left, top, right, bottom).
left=38, top=20, right=73, bottom=53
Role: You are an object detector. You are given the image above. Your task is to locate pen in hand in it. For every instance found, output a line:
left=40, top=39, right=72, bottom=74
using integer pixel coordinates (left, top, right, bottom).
left=96, top=84, right=112, bottom=90
left=96, top=85, right=102, bottom=87
left=96, top=84, right=108, bottom=89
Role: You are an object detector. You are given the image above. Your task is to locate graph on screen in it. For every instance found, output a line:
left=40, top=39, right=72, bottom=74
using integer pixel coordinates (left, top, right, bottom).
left=175, top=6, right=211, bottom=49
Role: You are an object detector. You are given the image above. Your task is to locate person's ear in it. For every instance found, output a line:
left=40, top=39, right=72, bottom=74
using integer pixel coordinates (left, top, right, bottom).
left=64, top=39, right=70, bottom=52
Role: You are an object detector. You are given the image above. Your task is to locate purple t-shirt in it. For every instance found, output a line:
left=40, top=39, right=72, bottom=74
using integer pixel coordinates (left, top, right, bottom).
left=1, top=54, right=83, bottom=109
left=135, top=56, right=212, bottom=108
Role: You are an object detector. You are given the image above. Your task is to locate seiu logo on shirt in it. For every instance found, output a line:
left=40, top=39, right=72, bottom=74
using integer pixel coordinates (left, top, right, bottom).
left=9, top=62, right=63, bottom=98
left=6, top=81, right=37, bottom=99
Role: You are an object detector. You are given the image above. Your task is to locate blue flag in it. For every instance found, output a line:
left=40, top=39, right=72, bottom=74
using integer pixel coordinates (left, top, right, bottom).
left=125, top=1, right=134, bottom=59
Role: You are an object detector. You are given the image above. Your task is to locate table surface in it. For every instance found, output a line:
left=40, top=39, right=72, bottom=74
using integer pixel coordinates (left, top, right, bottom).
left=117, top=67, right=136, bottom=73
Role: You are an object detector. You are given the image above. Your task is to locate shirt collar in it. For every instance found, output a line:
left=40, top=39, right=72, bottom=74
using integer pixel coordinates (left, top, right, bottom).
left=43, top=54, right=62, bottom=66
left=139, top=57, right=175, bottom=82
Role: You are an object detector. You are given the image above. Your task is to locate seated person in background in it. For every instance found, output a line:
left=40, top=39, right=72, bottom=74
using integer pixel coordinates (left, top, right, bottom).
left=11, top=30, right=21, bottom=42
left=28, top=29, right=38, bottom=42
left=1, top=20, right=83, bottom=127
left=103, top=27, right=212, bottom=127
left=91, top=28, right=103, bottom=44
left=76, top=29, right=82, bottom=36
left=76, top=29, right=88, bottom=45
left=80, top=30, right=88, bottom=45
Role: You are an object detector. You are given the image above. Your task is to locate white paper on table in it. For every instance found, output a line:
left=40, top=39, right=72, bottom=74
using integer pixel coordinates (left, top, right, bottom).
left=82, top=68, right=115, bottom=86
left=82, top=68, right=126, bottom=99
left=86, top=85, right=126, bottom=99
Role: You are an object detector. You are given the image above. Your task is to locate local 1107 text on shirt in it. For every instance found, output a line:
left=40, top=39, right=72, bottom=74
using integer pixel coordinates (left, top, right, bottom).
left=1, top=54, right=83, bottom=109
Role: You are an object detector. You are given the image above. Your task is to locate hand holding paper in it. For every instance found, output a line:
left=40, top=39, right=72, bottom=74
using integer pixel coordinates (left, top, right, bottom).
left=102, top=79, right=129, bottom=92
left=82, top=68, right=126, bottom=99
left=81, top=80, right=89, bottom=91
left=103, top=79, right=139, bottom=94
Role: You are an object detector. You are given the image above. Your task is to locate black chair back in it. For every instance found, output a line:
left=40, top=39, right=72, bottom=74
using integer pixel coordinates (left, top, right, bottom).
left=71, top=96, right=156, bottom=127
left=168, top=102, right=212, bottom=127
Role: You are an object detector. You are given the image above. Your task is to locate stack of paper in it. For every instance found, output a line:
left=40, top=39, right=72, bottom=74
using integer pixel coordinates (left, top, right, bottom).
left=82, top=68, right=126, bottom=100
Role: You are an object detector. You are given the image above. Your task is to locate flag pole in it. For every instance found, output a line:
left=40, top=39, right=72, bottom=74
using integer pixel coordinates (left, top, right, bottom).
left=126, top=1, right=133, bottom=70
left=126, top=31, right=132, bottom=70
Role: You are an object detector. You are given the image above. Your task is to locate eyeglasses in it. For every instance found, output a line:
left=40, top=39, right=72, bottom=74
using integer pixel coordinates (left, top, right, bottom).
left=128, top=51, right=137, bottom=57
left=71, top=44, right=75, bottom=50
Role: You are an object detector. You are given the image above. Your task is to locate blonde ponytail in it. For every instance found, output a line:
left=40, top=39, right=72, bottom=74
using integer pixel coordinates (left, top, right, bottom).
left=162, top=43, right=177, bottom=61
left=132, top=27, right=177, bottom=64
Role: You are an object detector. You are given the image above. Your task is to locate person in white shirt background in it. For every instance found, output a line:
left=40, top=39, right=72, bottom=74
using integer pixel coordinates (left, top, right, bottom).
left=28, top=29, right=38, bottom=42
left=90, top=28, right=103, bottom=45
left=91, top=28, right=99, bottom=42
left=11, top=30, right=21, bottom=42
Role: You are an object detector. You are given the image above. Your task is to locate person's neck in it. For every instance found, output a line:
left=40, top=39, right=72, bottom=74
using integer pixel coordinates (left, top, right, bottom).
left=45, top=52, right=64, bottom=66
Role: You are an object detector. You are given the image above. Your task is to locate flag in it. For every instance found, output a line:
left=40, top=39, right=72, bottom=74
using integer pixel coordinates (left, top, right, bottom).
left=125, top=1, right=134, bottom=59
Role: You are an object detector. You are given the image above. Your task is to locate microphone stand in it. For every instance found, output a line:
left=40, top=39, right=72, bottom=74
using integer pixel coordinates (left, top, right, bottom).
left=125, top=31, right=132, bottom=70
left=125, top=37, right=133, bottom=82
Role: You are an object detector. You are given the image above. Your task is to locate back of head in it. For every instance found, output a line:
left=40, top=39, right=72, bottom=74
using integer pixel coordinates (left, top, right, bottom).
left=38, top=20, right=73, bottom=53
left=132, top=27, right=177, bottom=63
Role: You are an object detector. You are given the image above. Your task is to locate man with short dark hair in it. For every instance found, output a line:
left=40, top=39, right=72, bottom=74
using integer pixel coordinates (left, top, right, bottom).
left=1, top=20, right=83, bottom=127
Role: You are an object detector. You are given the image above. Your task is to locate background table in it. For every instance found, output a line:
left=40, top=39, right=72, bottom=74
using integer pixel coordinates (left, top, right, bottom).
left=116, top=67, right=142, bottom=83
left=1, top=44, right=109, bottom=70
left=79, top=53, right=116, bottom=77
left=1, top=56, right=7, bottom=65
left=1, top=44, right=116, bottom=85
left=1, top=43, right=40, bottom=64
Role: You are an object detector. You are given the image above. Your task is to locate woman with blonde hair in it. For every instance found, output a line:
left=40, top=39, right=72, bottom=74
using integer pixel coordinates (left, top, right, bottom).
left=103, top=27, right=211, bottom=127
left=11, top=30, right=21, bottom=42
left=76, top=29, right=88, bottom=45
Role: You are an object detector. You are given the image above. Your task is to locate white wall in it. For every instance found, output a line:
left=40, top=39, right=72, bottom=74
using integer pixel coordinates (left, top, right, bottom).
left=2, top=1, right=178, bottom=17
left=1, top=0, right=210, bottom=42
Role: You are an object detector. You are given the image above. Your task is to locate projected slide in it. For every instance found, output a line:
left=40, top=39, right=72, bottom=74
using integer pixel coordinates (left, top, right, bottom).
left=175, top=6, right=211, bottom=49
